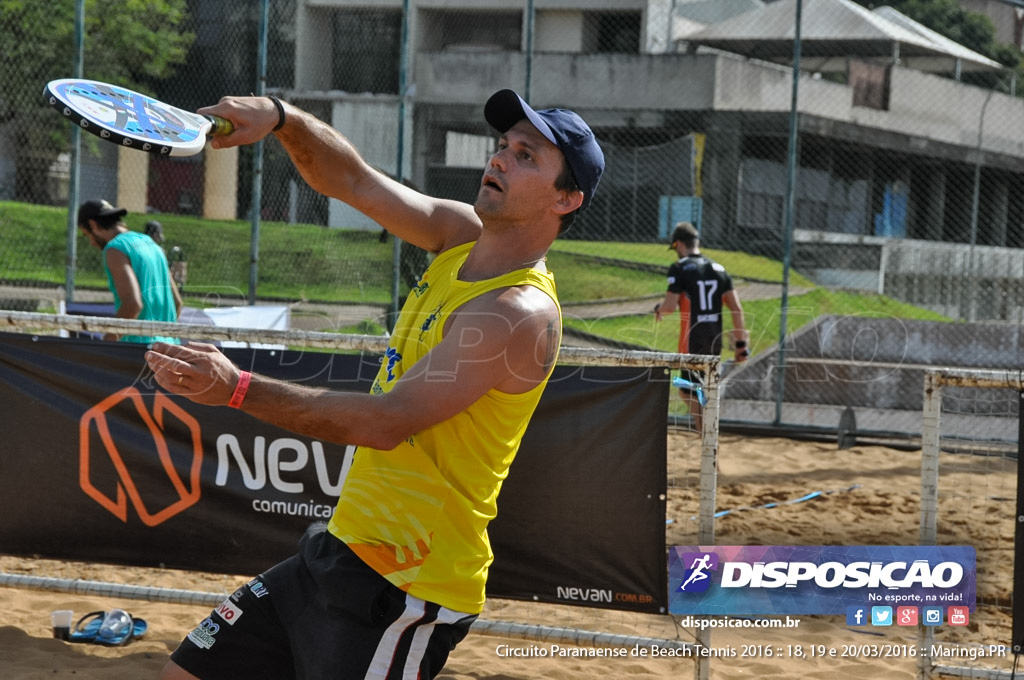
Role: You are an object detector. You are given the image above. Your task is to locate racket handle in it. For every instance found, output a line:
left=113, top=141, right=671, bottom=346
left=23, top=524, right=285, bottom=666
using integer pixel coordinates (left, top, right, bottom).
left=204, top=115, right=234, bottom=137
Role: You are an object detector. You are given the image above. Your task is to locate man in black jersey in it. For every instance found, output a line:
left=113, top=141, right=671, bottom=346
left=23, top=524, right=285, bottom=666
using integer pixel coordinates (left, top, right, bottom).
left=654, top=222, right=748, bottom=431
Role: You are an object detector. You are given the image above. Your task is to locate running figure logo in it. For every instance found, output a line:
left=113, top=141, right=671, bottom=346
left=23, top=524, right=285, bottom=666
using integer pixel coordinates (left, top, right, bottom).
left=679, top=551, right=719, bottom=593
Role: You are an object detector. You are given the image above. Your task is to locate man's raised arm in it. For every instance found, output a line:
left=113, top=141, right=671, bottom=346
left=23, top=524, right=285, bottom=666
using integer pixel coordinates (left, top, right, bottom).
left=198, top=95, right=482, bottom=255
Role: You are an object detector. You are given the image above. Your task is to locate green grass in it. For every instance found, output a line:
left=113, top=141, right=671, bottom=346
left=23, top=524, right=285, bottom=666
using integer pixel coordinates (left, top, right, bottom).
left=550, top=239, right=816, bottom=287
left=2, top=200, right=951, bottom=357
left=546, top=251, right=666, bottom=300
left=565, top=288, right=949, bottom=357
left=0, top=202, right=394, bottom=303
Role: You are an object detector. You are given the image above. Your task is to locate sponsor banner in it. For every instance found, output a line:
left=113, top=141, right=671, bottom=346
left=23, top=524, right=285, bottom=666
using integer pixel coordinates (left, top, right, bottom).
left=0, top=332, right=374, bottom=573
left=490, top=363, right=669, bottom=613
left=669, top=545, right=976, bottom=616
left=0, top=333, right=667, bottom=614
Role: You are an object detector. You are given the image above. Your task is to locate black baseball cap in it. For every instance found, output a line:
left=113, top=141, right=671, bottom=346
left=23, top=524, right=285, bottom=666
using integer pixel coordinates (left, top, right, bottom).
left=484, top=89, right=604, bottom=211
left=78, top=199, right=127, bottom=226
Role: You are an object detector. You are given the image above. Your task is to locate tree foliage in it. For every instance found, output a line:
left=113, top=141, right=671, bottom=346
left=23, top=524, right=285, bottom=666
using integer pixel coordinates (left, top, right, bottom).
left=0, top=0, right=194, bottom=200
left=853, top=0, right=1021, bottom=68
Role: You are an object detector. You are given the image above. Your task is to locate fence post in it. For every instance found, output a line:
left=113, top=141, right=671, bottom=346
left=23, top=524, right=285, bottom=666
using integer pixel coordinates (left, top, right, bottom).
left=247, top=0, right=270, bottom=306
left=693, top=362, right=721, bottom=680
left=773, top=0, right=803, bottom=427
left=918, top=371, right=941, bottom=680
left=64, top=0, right=85, bottom=305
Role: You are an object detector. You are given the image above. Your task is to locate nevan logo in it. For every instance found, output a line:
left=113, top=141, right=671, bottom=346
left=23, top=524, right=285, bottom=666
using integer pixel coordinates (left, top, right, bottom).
left=79, top=387, right=203, bottom=526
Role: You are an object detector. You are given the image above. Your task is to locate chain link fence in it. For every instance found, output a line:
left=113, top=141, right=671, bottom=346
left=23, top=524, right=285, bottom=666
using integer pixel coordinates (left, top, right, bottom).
left=1, top=0, right=1023, bottom=433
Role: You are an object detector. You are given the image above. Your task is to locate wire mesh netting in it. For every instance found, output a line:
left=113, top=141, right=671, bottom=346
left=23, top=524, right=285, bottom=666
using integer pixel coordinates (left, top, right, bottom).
left=4, top=0, right=1023, bottom=376
left=2, top=4, right=1024, bottom=679
left=1, top=2, right=1021, bottom=475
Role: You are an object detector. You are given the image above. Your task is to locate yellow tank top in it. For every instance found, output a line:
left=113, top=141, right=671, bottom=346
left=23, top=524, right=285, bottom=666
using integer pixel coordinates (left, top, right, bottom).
left=328, top=241, right=560, bottom=614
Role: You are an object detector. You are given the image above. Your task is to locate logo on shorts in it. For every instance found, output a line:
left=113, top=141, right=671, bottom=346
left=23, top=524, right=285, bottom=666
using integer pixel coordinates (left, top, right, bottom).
left=187, top=617, right=220, bottom=649
left=79, top=388, right=203, bottom=526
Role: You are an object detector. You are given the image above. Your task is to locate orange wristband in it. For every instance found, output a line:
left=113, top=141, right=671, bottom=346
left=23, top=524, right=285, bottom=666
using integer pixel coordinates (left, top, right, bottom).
left=228, top=371, right=252, bottom=409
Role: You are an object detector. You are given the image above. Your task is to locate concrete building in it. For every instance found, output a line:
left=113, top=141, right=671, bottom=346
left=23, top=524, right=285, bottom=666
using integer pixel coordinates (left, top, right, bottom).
left=285, top=0, right=1024, bottom=322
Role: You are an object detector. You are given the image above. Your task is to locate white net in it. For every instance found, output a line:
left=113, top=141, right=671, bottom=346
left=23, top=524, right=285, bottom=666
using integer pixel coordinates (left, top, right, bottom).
left=921, top=369, right=1023, bottom=679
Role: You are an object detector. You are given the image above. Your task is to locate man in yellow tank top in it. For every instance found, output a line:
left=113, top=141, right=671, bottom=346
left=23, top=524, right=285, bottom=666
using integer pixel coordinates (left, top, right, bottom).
left=146, top=89, right=604, bottom=680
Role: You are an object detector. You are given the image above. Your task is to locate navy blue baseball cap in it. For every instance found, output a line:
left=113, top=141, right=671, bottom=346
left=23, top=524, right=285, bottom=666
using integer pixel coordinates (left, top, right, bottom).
left=484, top=89, right=604, bottom=211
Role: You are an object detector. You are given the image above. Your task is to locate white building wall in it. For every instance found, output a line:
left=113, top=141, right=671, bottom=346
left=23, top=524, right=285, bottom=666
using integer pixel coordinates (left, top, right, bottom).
left=296, top=5, right=335, bottom=90
left=536, top=11, right=585, bottom=52
left=327, top=97, right=414, bottom=229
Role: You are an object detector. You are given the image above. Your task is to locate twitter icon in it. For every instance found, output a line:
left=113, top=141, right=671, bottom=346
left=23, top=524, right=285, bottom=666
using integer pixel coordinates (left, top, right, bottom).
left=871, top=606, right=893, bottom=626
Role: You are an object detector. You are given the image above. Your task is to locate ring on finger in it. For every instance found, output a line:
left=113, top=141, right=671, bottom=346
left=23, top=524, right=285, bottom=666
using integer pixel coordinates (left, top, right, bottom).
left=177, top=374, right=184, bottom=385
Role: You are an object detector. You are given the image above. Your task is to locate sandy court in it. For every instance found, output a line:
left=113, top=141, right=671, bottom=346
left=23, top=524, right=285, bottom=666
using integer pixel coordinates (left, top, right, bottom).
left=0, top=433, right=1014, bottom=679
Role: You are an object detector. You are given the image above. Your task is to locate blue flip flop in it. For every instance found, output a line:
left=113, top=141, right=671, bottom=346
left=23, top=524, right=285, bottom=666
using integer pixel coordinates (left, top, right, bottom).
left=68, top=609, right=147, bottom=646
left=68, top=611, right=105, bottom=643
left=94, top=609, right=147, bottom=646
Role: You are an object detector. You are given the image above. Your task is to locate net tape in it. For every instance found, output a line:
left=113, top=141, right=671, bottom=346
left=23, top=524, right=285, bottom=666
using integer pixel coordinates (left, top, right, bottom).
left=1, top=310, right=721, bottom=371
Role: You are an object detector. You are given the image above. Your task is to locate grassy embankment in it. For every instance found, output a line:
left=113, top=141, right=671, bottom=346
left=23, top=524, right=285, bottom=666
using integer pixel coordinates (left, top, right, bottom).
left=1, top=201, right=948, bottom=347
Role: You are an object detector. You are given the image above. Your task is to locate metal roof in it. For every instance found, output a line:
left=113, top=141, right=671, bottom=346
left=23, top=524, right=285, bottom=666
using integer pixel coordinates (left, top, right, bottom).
left=673, top=0, right=766, bottom=27
left=682, top=0, right=1005, bottom=73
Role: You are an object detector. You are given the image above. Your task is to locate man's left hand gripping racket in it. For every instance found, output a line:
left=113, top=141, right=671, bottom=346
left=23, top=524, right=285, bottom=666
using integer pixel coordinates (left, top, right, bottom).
left=45, top=78, right=233, bottom=157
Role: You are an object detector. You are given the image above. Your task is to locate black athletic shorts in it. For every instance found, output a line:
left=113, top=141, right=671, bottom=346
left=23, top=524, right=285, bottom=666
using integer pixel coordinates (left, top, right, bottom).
left=170, top=523, right=477, bottom=680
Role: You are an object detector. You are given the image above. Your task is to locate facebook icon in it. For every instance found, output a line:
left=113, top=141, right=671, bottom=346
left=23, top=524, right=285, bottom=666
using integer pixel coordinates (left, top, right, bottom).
left=846, top=606, right=867, bottom=627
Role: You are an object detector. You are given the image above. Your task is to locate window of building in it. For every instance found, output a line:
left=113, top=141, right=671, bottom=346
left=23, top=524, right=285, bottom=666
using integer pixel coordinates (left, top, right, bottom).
left=418, top=10, right=521, bottom=52
left=737, top=157, right=786, bottom=229
left=583, top=12, right=641, bottom=53
left=332, top=9, right=402, bottom=94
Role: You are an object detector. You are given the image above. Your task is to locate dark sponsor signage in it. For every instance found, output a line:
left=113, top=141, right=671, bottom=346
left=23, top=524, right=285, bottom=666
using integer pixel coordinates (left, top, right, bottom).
left=0, top=333, right=667, bottom=613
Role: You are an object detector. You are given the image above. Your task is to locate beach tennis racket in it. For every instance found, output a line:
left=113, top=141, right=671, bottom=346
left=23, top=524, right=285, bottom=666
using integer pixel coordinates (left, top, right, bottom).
left=44, top=78, right=233, bottom=157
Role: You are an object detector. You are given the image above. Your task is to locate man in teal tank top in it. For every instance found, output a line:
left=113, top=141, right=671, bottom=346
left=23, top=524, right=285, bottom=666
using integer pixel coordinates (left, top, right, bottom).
left=145, top=89, right=604, bottom=680
left=78, top=199, right=182, bottom=344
